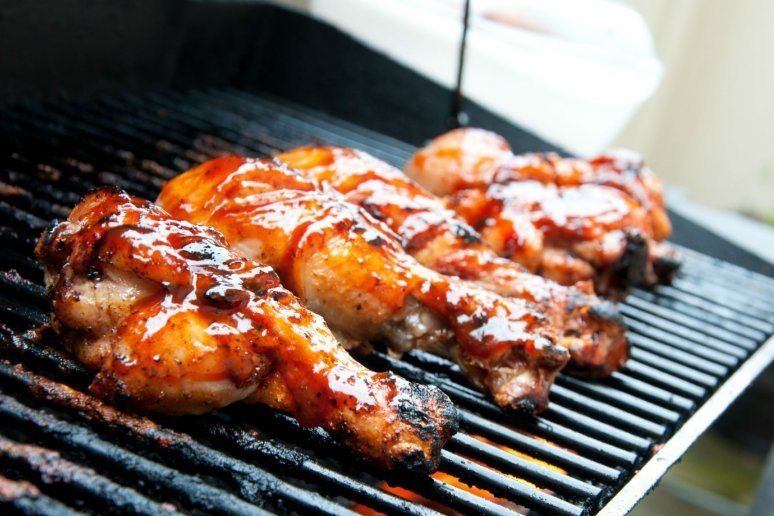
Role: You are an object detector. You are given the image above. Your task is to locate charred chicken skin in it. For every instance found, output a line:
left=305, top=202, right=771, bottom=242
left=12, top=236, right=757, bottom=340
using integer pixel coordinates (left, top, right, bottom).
left=405, top=128, right=679, bottom=294
left=36, top=188, right=458, bottom=472
left=158, top=157, right=570, bottom=413
left=277, top=146, right=627, bottom=376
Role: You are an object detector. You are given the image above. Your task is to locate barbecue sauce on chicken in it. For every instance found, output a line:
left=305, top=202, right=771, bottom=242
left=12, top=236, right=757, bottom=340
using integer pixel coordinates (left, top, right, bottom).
left=36, top=188, right=457, bottom=471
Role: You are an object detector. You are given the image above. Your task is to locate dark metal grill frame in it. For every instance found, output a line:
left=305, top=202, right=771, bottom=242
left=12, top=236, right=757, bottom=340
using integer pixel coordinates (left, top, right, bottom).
left=0, top=89, right=772, bottom=515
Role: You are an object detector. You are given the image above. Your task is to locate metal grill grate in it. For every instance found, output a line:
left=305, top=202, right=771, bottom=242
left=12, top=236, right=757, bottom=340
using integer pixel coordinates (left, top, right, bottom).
left=0, top=89, right=772, bottom=515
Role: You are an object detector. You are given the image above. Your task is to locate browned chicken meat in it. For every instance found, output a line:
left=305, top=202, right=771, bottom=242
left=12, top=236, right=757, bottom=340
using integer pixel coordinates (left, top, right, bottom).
left=405, top=128, right=680, bottom=295
left=158, top=157, right=570, bottom=413
left=36, top=188, right=458, bottom=472
left=277, top=146, right=627, bottom=377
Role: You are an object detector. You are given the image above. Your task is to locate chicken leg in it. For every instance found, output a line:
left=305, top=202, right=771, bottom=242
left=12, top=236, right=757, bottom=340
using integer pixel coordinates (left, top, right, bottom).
left=277, top=146, right=627, bottom=376
left=405, top=128, right=679, bottom=294
left=36, top=188, right=457, bottom=472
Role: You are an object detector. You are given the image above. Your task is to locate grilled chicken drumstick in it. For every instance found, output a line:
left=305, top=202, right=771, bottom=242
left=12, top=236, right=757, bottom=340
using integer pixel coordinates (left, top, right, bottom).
left=158, top=157, right=570, bottom=412
left=405, top=128, right=679, bottom=294
left=277, top=146, right=627, bottom=376
left=36, top=188, right=458, bottom=472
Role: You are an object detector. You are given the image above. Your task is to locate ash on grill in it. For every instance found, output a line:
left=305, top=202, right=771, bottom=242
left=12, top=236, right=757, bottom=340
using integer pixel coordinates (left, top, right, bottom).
left=0, top=90, right=772, bottom=515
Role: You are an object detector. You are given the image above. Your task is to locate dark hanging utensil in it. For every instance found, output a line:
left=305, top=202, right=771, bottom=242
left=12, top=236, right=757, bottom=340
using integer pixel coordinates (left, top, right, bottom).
left=449, top=0, right=471, bottom=128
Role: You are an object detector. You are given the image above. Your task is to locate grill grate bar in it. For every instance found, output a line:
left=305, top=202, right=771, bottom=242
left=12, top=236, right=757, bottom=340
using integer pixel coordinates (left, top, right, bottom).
left=542, top=405, right=652, bottom=451
left=39, top=101, right=202, bottom=176
left=200, top=422, right=440, bottom=516
left=0, top=182, right=70, bottom=220
left=0, top=393, right=277, bottom=516
left=0, top=434, right=181, bottom=515
left=628, top=348, right=718, bottom=388
left=623, top=296, right=759, bottom=349
left=630, top=289, right=767, bottom=341
left=1, top=110, right=162, bottom=198
left=621, top=305, right=754, bottom=357
left=0, top=327, right=89, bottom=382
left=176, top=90, right=385, bottom=159
left=654, top=285, right=773, bottom=333
left=0, top=226, right=37, bottom=249
left=677, top=255, right=774, bottom=290
left=457, top=411, right=622, bottom=482
left=674, top=268, right=774, bottom=305
left=670, top=249, right=774, bottom=291
left=0, top=475, right=81, bottom=516
left=0, top=271, right=46, bottom=305
left=447, top=433, right=602, bottom=499
left=116, top=92, right=277, bottom=149
left=108, top=90, right=385, bottom=171
left=415, top=478, right=518, bottom=516
left=624, top=318, right=744, bottom=364
left=607, top=372, right=695, bottom=412
left=671, top=276, right=772, bottom=317
left=549, top=384, right=667, bottom=438
left=671, top=244, right=774, bottom=288
left=214, top=88, right=416, bottom=162
left=234, top=407, right=523, bottom=516
left=555, top=375, right=681, bottom=424
left=0, top=201, right=48, bottom=231
left=97, top=94, right=258, bottom=162
left=440, top=451, right=584, bottom=516
left=624, top=306, right=756, bottom=354
left=1, top=154, right=102, bottom=205
left=626, top=333, right=729, bottom=376
left=622, top=360, right=706, bottom=398
left=0, top=294, right=47, bottom=327
left=678, top=245, right=774, bottom=283
left=0, top=168, right=83, bottom=207
left=628, top=337, right=734, bottom=379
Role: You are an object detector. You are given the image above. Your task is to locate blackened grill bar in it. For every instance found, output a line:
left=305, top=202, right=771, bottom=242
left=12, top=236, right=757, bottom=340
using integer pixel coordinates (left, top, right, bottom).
left=0, top=359, right=430, bottom=516
left=0, top=90, right=772, bottom=515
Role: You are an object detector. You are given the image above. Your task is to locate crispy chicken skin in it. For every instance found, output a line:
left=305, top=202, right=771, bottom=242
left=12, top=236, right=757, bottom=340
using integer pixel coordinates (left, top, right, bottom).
left=35, top=188, right=458, bottom=472
left=277, top=146, right=627, bottom=377
left=158, top=157, right=570, bottom=412
left=405, top=128, right=680, bottom=294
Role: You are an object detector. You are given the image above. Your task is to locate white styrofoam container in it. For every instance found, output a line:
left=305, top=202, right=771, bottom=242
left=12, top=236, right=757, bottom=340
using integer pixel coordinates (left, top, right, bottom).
left=309, top=0, right=662, bottom=155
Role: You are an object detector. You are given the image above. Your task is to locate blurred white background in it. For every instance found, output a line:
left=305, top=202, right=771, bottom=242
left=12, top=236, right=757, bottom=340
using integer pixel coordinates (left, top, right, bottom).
left=618, top=0, right=774, bottom=220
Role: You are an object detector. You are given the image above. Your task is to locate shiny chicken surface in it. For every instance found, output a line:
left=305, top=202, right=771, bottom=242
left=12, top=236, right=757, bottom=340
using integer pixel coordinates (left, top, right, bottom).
left=158, top=157, right=570, bottom=412
left=36, top=189, right=457, bottom=472
left=405, top=128, right=679, bottom=294
left=277, top=146, right=627, bottom=376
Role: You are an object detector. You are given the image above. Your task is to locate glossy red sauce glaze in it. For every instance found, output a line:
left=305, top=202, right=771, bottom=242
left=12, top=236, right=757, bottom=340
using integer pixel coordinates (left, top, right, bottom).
left=405, top=128, right=678, bottom=294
